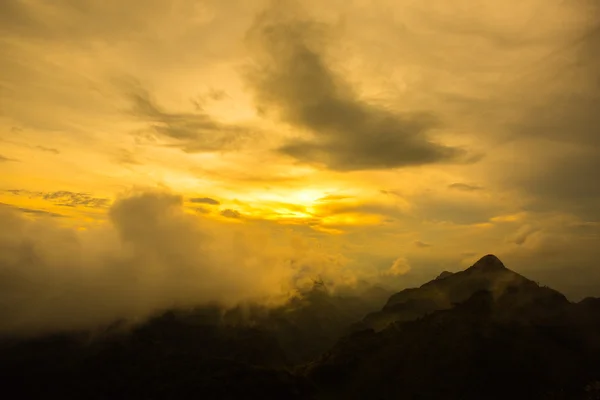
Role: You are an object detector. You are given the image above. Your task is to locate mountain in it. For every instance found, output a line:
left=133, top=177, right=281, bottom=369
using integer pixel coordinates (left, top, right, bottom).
left=0, top=310, right=311, bottom=399
left=356, top=254, right=569, bottom=332
left=233, top=283, right=392, bottom=364
left=304, top=289, right=600, bottom=399
left=305, top=255, right=600, bottom=399
left=0, top=283, right=389, bottom=399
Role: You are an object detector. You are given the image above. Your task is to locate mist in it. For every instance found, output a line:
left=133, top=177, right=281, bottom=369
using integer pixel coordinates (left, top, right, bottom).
left=0, top=190, right=361, bottom=336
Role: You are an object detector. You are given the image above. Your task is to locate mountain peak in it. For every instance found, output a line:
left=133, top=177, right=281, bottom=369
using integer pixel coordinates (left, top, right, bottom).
left=435, top=271, right=454, bottom=281
left=470, top=254, right=506, bottom=270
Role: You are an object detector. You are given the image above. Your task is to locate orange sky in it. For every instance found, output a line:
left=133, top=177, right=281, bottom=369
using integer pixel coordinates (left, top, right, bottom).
left=1, top=0, right=599, bottom=310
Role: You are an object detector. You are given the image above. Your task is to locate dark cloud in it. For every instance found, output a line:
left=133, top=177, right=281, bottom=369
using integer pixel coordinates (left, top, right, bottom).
left=220, top=209, right=242, bottom=219
left=414, top=240, right=432, bottom=248
left=189, top=197, right=221, bottom=205
left=194, top=206, right=211, bottom=214
left=0, top=154, right=18, bottom=162
left=448, top=183, right=484, bottom=192
left=244, top=2, right=470, bottom=171
left=509, top=225, right=541, bottom=246
left=125, top=81, right=251, bottom=153
left=42, top=191, right=110, bottom=208
left=16, top=208, right=64, bottom=218
left=314, top=202, right=406, bottom=222
left=0, top=202, right=64, bottom=218
left=0, top=137, right=60, bottom=155
left=4, top=190, right=110, bottom=208
left=35, top=146, right=60, bottom=154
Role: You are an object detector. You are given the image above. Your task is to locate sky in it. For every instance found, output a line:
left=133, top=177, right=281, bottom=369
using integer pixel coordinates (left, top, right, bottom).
left=0, top=0, right=599, bottom=333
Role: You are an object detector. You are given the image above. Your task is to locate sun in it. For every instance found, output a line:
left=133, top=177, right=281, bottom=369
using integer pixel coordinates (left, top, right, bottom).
left=229, top=188, right=334, bottom=221
left=243, top=188, right=330, bottom=207
left=288, top=189, right=328, bottom=205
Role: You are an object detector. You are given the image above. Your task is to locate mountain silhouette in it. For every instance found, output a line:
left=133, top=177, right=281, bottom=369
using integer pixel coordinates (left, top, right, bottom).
left=306, top=255, right=600, bottom=399
left=1, top=255, right=600, bottom=399
left=355, top=254, right=569, bottom=332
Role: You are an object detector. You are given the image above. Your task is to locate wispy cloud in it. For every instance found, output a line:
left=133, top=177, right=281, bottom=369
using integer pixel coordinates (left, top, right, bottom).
left=34, top=146, right=60, bottom=154
left=124, top=80, right=252, bottom=153
left=220, top=209, right=242, bottom=219
left=0, top=202, right=64, bottom=218
left=189, top=197, right=221, bottom=205
left=113, top=149, right=142, bottom=166
left=448, top=183, right=484, bottom=192
left=0, top=154, right=18, bottom=162
left=4, top=190, right=110, bottom=208
left=414, top=240, right=432, bottom=248
left=0, top=136, right=60, bottom=155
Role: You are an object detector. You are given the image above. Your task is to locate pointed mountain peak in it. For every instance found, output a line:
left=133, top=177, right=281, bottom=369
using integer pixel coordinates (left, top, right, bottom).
left=470, top=254, right=506, bottom=270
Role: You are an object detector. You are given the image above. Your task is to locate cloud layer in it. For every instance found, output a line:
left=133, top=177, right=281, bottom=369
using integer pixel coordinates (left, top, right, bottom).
left=0, top=191, right=357, bottom=336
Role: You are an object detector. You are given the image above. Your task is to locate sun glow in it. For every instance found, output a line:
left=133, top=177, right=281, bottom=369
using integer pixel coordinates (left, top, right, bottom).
left=242, top=188, right=334, bottom=207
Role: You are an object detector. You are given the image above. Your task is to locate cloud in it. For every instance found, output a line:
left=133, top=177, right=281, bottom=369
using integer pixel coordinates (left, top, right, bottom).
left=0, top=190, right=361, bottom=336
left=509, top=224, right=540, bottom=246
left=5, top=190, right=110, bottom=209
left=244, top=1, right=470, bottom=171
left=312, top=200, right=406, bottom=222
left=414, top=240, right=432, bottom=248
left=490, top=19, right=600, bottom=221
left=190, top=197, right=221, bottom=205
left=0, top=137, right=60, bottom=155
left=0, top=202, right=64, bottom=218
left=448, top=183, right=484, bottom=192
left=220, top=208, right=242, bottom=219
left=41, top=191, right=110, bottom=208
left=413, top=193, right=504, bottom=225
left=113, top=149, right=141, bottom=166
left=0, top=154, right=18, bottom=162
left=0, top=0, right=186, bottom=45
left=513, top=146, right=600, bottom=221
left=383, top=257, right=411, bottom=276
left=125, top=80, right=251, bottom=153
left=35, top=146, right=60, bottom=154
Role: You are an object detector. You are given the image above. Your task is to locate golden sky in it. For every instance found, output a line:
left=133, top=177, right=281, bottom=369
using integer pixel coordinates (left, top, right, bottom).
left=0, top=0, right=599, bottom=332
